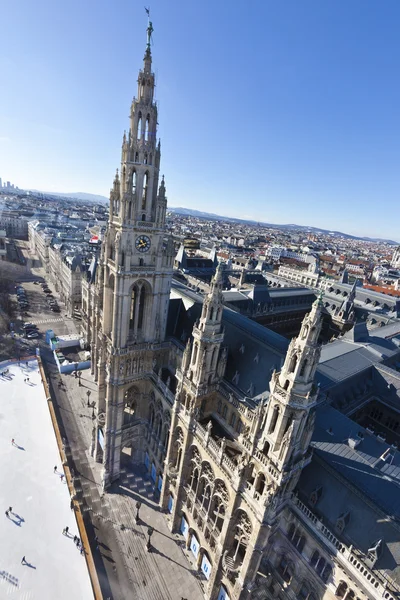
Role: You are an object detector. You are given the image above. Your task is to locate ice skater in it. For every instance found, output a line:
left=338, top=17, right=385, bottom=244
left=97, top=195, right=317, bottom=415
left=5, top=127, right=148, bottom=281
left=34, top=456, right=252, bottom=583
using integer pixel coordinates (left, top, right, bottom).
left=11, top=438, right=15, bottom=446
left=5, top=510, right=9, bottom=517
left=8, top=507, right=12, bottom=513
left=54, top=466, right=57, bottom=473
left=73, top=535, right=78, bottom=543
left=21, top=556, right=26, bottom=565
left=60, top=474, right=64, bottom=482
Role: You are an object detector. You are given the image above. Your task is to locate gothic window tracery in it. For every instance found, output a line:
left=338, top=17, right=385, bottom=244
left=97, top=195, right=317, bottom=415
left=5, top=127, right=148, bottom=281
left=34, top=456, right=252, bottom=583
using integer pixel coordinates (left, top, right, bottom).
left=289, top=353, right=298, bottom=373
left=231, top=510, right=252, bottom=564
left=269, top=405, right=280, bottom=434
left=288, top=523, right=306, bottom=553
left=300, top=359, right=308, bottom=377
left=310, top=550, right=331, bottom=582
left=277, top=554, right=294, bottom=583
left=137, top=113, right=142, bottom=139
left=142, top=172, right=149, bottom=210
left=297, top=582, right=317, bottom=600
left=131, top=170, right=137, bottom=195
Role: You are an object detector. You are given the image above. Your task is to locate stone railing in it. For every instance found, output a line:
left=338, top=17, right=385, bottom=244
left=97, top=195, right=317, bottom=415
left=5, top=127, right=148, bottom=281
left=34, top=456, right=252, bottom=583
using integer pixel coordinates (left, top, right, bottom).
left=193, top=422, right=237, bottom=482
left=292, top=495, right=398, bottom=600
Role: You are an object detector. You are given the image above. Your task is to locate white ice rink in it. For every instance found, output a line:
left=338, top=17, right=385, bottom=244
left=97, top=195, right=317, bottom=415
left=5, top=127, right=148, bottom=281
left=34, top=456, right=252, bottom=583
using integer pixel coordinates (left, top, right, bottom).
left=0, top=358, right=94, bottom=599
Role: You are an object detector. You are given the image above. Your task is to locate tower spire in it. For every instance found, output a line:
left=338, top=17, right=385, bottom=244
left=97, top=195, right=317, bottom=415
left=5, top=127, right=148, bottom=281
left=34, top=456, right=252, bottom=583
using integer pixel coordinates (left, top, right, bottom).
left=143, top=8, right=153, bottom=73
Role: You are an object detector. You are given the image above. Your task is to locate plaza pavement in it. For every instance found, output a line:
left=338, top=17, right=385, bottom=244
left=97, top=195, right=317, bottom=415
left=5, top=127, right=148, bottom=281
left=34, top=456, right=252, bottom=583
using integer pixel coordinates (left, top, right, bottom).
left=52, top=366, right=207, bottom=600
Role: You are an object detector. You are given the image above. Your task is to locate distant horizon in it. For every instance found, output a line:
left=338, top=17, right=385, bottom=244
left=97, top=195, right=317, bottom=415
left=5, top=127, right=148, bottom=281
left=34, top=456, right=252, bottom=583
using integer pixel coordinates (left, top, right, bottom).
left=4, top=184, right=398, bottom=244
left=1, top=1, right=400, bottom=242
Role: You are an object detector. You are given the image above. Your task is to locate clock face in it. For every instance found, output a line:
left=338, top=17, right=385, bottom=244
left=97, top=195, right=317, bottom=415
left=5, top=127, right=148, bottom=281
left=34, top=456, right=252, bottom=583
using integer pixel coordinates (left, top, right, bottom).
left=135, top=235, right=151, bottom=253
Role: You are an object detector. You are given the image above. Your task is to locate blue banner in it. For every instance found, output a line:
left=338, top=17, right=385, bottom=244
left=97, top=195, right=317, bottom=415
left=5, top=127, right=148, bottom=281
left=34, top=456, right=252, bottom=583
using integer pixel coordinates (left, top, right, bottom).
left=201, top=554, right=212, bottom=580
left=180, top=516, right=188, bottom=539
left=190, top=534, right=199, bottom=559
left=217, top=586, right=230, bottom=600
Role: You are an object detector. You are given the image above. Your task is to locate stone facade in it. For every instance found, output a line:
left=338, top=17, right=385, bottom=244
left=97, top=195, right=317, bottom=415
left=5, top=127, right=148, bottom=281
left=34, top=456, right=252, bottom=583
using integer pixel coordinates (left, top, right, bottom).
left=84, top=21, right=400, bottom=600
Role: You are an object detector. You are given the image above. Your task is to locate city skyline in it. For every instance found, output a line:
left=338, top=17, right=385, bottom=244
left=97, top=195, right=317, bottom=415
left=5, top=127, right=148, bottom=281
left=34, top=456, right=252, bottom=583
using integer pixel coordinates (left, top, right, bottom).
left=1, top=1, right=400, bottom=239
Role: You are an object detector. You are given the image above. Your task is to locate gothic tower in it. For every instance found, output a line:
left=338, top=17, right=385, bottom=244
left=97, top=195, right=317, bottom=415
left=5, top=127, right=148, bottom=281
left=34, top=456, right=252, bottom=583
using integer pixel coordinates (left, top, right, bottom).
left=260, top=294, right=323, bottom=477
left=183, top=263, right=226, bottom=394
left=90, top=18, right=174, bottom=489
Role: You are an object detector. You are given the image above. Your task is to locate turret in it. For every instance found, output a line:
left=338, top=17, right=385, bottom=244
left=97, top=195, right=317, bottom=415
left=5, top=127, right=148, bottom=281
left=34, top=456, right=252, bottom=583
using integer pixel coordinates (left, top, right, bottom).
left=259, top=294, right=323, bottom=472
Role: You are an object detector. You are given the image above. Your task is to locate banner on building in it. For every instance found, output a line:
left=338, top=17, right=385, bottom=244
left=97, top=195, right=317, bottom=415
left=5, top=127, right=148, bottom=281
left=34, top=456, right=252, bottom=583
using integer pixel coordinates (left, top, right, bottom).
left=180, top=516, right=189, bottom=539
left=168, top=494, right=174, bottom=513
left=157, top=475, right=163, bottom=492
left=151, top=463, right=157, bottom=482
left=201, top=554, right=212, bottom=580
left=217, top=586, right=230, bottom=600
left=144, top=452, right=150, bottom=469
left=190, top=534, right=200, bottom=559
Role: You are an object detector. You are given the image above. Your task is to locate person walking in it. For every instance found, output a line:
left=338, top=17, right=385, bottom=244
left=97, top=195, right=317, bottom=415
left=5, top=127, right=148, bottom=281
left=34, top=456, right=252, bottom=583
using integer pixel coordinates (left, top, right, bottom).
left=54, top=466, right=57, bottom=473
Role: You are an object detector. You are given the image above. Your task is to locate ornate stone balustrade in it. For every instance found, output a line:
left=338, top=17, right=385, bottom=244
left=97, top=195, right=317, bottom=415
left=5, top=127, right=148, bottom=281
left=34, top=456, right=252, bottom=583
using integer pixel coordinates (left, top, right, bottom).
left=292, top=495, right=398, bottom=600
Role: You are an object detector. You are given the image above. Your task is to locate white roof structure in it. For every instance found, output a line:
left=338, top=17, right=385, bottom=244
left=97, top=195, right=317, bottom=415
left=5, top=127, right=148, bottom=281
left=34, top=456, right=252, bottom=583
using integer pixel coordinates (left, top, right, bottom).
left=0, top=358, right=94, bottom=599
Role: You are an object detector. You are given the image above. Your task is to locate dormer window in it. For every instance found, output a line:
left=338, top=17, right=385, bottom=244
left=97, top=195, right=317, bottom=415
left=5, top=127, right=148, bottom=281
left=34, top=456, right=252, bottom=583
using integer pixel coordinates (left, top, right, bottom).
left=335, top=511, right=350, bottom=535
left=309, top=486, right=322, bottom=507
left=367, top=539, right=384, bottom=567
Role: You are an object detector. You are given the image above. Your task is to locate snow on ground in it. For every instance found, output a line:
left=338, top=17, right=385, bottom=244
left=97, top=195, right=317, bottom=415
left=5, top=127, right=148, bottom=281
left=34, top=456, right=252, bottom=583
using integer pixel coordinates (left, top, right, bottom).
left=0, top=358, right=94, bottom=599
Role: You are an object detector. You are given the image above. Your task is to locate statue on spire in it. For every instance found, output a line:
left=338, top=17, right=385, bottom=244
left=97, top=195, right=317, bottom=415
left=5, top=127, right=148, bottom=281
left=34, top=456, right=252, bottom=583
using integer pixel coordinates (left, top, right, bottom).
left=145, top=7, right=153, bottom=50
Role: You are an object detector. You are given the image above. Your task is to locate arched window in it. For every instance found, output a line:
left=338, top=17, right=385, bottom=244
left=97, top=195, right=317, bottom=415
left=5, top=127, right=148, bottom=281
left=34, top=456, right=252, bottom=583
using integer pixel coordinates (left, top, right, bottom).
left=300, top=359, right=308, bottom=377
left=269, top=406, right=280, bottom=434
left=222, top=405, right=227, bottom=419
left=217, top=399, right=222, bottom=414
left=142, top=172, right=148, bottom=210
left=230, top=412, right=236, bottom=428
left=311, top=550, right=331, bottom=582
left=190, top=467, right=199, bottom=491
left=289, top=353, right=298, bottom=373
left=131, top=170, right=137, bottom=195
left=141, top=213, right=146, bottom=221
left=144, top=153, right=148, bottom=165
left=211, top=495, right=225, bottom=532
left=283, top=379, right=290, bottom=391
left=288, top=523, right=306, bottom=553
left=149, top=153, right=152, bottom=165
left=298, top=582, right=317, bottom=600
left=236, top=419, right=243, bottom=434
left=255, top=473, right=266, bottom=496
left=130, top=282, right=149, bottom=336
left=137, top=114, right=142, bottom=140
left=149, top=405, right=155, bottom=428
left=145, top=115, right=150, bottom=141
left=211, top=347, right=218, bottom=368
left=175, top=446, right=182, bottom=469
left=134, top=151, right=139, bottom=162
left=192, top=344, right=198, bottom=365
left=335, top=582, right=348, bottom=599
left=138, top=285, right=146, bottom=330
left=278, top=555, right=293, bottom=583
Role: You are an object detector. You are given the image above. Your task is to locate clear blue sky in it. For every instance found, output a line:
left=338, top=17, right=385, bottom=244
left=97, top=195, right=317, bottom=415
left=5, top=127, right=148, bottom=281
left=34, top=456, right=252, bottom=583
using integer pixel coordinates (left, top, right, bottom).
left=1, top=0, right=399, bottom=240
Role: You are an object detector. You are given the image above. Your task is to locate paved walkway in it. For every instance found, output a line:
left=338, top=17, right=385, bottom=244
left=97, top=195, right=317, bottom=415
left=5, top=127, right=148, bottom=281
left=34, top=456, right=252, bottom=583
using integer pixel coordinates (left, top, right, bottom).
left=47, top=362, right=205, bottom=600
